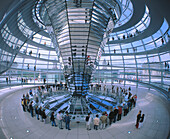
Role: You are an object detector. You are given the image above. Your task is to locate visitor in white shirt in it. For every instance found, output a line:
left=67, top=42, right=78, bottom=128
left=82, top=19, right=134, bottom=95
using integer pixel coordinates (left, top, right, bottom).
left=57, top=111, right=63, bottom=129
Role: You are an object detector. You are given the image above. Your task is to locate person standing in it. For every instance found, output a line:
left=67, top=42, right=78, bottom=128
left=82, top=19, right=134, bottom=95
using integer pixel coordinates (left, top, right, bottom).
left=117, top=106, right=122, bottom=121
left=131, top=97, right=135, bottom=108
left=100, top=112, right=107, bottom=129
left=112, top=85, right=114, bottom=93
left=35, top=95, right=39, bottom=103
left=161, top=37, right=164, bottom=45
left=127, top=100, right=132, bottom=112
left=35, top=106, right=39, bottom=120
left=26, top=99, right=30, bottom=112
left=86, top=113, right=92, bottom=130
left=26, top=93, right=29, bottom=100
left=113, top=107, right=118, bottom=123
left=42, top=109, right=47, bottom=123
left=29, top=89, right=32, bottom=96
left=38, top=106, right=43, bottom=122
left=64, top=112, right=71, bottom=130
left=109, top=109, right=114, bottom=125
left=114, top=49, right=116, bottom=54
left=21, top=99, right=26, bottom=112
left=128, top=92, right=132, bottom=99
left=6, top=77, right=8, bottom=84
left=93, top=114, right=100, bottom=130
left=91, top=84, right=93, bottom=91
left=27, top=64, right=29, bottom=70
left=57, top=111, right=63, bottom=129
left=50, top=112, right=57, bottom=127
left=105, top=111, right=108, bottom=127
left=29, top=101, right=34, bottom=117
left=138, top=114, right=145, bottom=129
left=44, top=78, right=46, bottom=84
left=133, top=94, right=137, bottom=107
left=123, top=103, right=128, bottom=116
left=128, top=86, right=131, bottom=91
left=23, top=97, right=27, bottom=111
left=136, top=110, right=142, bottom=128
left=34, top=65, right=36, bottom=71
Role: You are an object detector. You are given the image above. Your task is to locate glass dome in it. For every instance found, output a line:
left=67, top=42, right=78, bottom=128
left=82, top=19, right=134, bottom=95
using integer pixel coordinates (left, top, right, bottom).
left=0, top=0, right=169, bottom=113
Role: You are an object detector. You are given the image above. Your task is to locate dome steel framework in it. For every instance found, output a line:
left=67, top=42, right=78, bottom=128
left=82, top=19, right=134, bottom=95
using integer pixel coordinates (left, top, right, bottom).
left=0, top=0, right=169, bottom=116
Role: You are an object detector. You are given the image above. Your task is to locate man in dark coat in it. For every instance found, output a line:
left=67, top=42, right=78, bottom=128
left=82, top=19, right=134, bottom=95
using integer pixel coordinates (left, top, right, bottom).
left=109, top=109, right=114, bottom=125
left=136, top=110, right=142, bottom=128
left=64, top=112, right=71, bottom=130
left=35, top=106, right=39, bottom=120
left=50, top=112, right=57, bottom=127
left=42, top=109, right=47, bottom=123
left=38, top=107, right=43, bottom=122
left=113, top=107, right=118, bottom=123
left=29, top=101, right=33, bottom=117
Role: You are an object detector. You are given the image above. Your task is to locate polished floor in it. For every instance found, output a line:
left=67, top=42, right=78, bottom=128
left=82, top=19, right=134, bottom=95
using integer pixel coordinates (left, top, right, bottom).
left=0, top=85, right=169, bottom=139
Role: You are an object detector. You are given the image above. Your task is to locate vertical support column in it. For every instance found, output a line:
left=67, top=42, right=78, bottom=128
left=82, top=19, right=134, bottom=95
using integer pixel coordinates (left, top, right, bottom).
left=119, top=43, right=125, bottom=86
left=131, top=43, right=138, bottom=88
left=141, top=40, right=150, bottom=88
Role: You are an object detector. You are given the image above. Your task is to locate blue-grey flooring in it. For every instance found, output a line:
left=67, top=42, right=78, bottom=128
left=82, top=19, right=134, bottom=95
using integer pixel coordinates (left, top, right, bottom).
left=0, top=85, right=169, bottom=139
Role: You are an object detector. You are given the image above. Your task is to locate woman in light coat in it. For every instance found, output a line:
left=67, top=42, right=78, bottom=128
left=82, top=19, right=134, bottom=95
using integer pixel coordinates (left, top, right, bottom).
left=93, top=114, right=100, bottom=130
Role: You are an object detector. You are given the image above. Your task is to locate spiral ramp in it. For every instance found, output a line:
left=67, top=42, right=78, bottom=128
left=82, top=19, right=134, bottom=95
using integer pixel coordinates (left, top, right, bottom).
left=0, top=0, right=169, bottom=139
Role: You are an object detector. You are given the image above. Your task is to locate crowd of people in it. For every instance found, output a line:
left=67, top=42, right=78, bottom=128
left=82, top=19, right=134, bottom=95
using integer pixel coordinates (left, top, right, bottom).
left=109, top=29, right=141, bottom=42
left=21, top=86, right=144, bottom=131
left=84, top=90, right=139, bottom=130
left=21, top=88, right=71, bottom=130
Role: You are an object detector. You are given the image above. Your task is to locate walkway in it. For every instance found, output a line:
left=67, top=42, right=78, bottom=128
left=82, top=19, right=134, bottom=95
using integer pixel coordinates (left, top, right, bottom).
left=0, top=85, right=169, bottom=139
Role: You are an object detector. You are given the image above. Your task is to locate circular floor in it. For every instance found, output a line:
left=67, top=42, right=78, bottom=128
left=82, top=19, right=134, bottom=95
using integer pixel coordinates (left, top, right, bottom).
left=0, top=86, right=169, bottom=139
